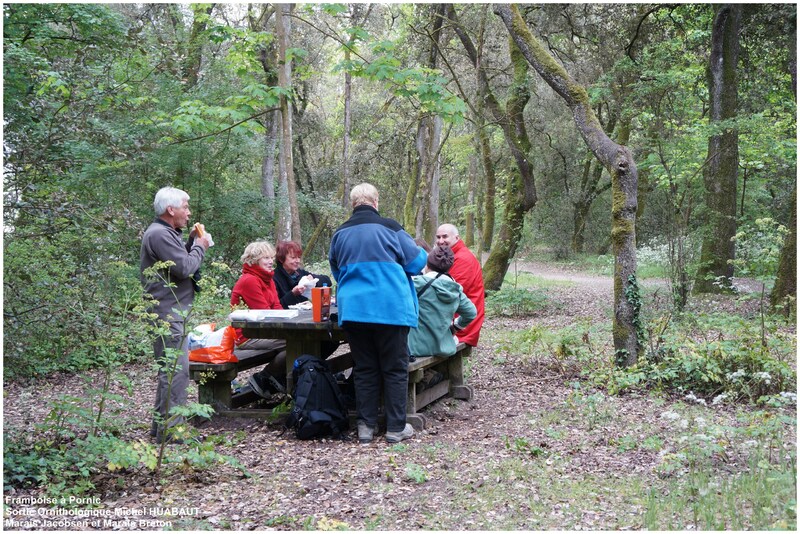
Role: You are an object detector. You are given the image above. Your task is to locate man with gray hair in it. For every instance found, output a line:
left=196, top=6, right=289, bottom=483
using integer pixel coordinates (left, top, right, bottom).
left=434, top=223, right=485, bottom=347
left=140, top=186, right=211, bottom=444
left=329, top=183, right=427, bottom=444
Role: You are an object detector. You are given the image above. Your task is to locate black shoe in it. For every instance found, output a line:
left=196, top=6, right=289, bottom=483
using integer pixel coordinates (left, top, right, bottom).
left=266, top=373, right=286, bottom=394
left=248, top=372, right=286, bottom=399
left=248, top=373, right=270, bottom=398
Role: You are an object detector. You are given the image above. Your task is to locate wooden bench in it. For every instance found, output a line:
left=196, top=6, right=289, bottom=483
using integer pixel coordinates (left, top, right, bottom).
left=189, top=343, right=473, bottom=430
left=188, top=350, right=280, bottom=412
left=404, top=343, right=473, bottom=429
left=325, top=342, right=473, bottom=430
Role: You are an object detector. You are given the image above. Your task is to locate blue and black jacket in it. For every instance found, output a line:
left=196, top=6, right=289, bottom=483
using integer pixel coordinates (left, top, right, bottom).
left=329, top=205, right=427, bottom=327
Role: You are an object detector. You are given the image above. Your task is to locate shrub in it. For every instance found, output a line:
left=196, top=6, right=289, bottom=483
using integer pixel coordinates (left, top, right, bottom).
left=486, top=287, right=550, bottom=317
left=597, top=312, right=796, bottom=400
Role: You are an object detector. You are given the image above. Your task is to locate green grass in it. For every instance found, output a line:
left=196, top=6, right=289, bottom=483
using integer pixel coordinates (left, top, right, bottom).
left=644, top=460, right=797, bottom=530
left=503, top=270, right=577, bottom=288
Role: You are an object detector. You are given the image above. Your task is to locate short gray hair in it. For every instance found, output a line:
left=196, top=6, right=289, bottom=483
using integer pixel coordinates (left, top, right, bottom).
left=153, top=187, right=189, bottom=216
left=350, top=183, right=379, bottom=209
left=240, top=241, right=275, bottom=265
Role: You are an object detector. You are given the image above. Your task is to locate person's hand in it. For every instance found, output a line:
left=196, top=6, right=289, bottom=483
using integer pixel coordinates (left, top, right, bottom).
left=195, top=234, right=212, bottom=250
left=293, top=275, right=316, bottom=295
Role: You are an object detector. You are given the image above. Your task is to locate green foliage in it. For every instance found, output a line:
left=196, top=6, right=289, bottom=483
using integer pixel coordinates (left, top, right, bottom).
left=499, top=322, right=608, bottom=378
left=646, top=401, right=796, bottom=530
left=503, top=435, right=548, bottom=458
left=332, top=33, right=466, bottom=121
left=485, top=287, right=549, bottom=317
left=595, top=312, right=796, bottom=400
left=731, top=218, right=788, bottom=281
left=404, top=463, right=428, bottom=484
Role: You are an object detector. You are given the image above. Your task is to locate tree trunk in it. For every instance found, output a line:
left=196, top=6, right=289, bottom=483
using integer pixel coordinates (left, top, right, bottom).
left=464, top=154, right=477, bottom=248
left=482, top=36, right=533, bottom=290
left=446, top=5, right=537, bottom=291
left=342, top=61, right=352, bottom=208
left=770, top=186, right=796, bottom=315
left=276, top=3, right=301, bottom=243
left=496, top=4, right=640, bottom=365
left=770, top=19, right=796, bottom=315
left=694, top=5, right=741, bottom=293
left=475, top=116, right=496, bottom=252
left=182, top=4, right=215, bottom=89
left=261, top=112, right=278, bottom=220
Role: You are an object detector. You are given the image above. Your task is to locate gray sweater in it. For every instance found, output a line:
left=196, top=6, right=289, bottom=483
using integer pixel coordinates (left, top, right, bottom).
left=140, top=218, right=205, bottom=323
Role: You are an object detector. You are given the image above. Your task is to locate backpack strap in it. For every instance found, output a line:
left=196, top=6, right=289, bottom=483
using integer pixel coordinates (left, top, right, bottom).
left=416, top=272, right=443, bottom=298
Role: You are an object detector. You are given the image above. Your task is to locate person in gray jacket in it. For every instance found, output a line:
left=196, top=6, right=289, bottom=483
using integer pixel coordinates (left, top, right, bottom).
left=140, top=186, right=211, bottom=444
left=408, top=245, right=477, bottom=358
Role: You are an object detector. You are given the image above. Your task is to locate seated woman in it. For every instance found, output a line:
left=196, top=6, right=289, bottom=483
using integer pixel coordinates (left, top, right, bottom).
left=408, top=245, right=477, bottom=358
left=273, top=240, right=341, bottom=360
left=273, top=240, right=333, bottom=309
left=230, top=241, right=287, bottom=398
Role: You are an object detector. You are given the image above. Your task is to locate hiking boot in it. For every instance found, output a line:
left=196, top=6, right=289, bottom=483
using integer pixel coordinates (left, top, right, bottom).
left=357, top=421, right=375, bottom=444
left=385, top=423, right=414, bottom=443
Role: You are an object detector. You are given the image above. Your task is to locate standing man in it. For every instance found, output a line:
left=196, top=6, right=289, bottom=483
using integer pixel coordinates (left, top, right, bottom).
left=435, top=223, right=485, bottom=347
left=140, top=186, right=211, bottom=444
left=329, top=183, right=427, bottom=444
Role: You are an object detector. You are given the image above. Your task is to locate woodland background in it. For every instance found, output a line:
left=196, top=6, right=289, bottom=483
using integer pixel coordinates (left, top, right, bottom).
left=2, top=3, right=797, bottom=529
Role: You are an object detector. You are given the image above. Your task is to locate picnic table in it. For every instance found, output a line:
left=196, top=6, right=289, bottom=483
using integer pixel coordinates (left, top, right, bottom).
left=191, top=307, right=473, bottom=429
left=231, top=308, right=348, bottom=386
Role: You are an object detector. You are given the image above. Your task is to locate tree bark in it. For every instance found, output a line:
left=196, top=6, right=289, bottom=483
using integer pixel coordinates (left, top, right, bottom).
left=495, top=4, right=640, bottom=365
left=446, top=5, right=537, bottom=291
left=464, top=154, right=477, bottom=248
left=770, top=19, right=796, bottom=314
left=275, top=3, right=301, bottom=243
left=182, top=4, right=215, bottom=89
left=340, top=4, right=370, bottom=207
left=694, top=5, right=741, bottom=293
left=250, top=4, right=277, bottom=220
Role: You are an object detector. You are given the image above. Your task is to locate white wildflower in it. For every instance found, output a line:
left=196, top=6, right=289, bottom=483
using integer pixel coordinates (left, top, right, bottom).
left=679, top=419, right=689, bottom=430
left=685, top=392, right=707, bottom=406
left=712, top=392, right=729, bottom=405
left=660, top=411, right=680, bottom=421
left=726, top=369, right=746, bottom=381
left=742, top=440, right=759, bottom=449
left=779, top=392, right=797, bottom=404
left=694, top=417, right=707, bottom=428
left=753, top=371, right=772, bottom=384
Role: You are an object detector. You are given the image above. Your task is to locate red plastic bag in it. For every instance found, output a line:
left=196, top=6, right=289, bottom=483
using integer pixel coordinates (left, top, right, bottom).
left=188, top=325, right=238, bottom=364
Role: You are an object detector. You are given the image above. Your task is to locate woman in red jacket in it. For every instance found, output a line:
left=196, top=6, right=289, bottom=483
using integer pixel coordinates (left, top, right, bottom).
left=230, top=241, right=287, bottom=397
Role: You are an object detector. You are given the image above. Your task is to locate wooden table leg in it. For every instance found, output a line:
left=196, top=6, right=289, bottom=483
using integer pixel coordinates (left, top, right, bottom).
left=284, top=338, right=322, bottom=391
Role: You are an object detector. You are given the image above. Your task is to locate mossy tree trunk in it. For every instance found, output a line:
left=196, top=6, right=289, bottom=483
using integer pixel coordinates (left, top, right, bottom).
left=693, top=5, right=741, bottom=293
left=770, top=20, right=796, bottom=315
left=476, top=119, right=496, bottom=252
left=496, top=4, right=640, bottom=365
left=770, top=187, right=797, bottom=315
left=447, top=5, right=537, bottom=291
left=275, top=3, right=300, bottom=243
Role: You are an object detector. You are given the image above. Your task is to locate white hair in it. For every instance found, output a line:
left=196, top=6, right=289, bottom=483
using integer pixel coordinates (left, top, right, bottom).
left=153, top=187, right=189, bottom=216
left=350, top=183, right=379, bottom=209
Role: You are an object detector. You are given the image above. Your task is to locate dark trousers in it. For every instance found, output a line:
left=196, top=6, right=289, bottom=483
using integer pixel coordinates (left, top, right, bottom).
left=344, top=322, right=410, bottom=432
left=150, top=320, right=189, bottom=441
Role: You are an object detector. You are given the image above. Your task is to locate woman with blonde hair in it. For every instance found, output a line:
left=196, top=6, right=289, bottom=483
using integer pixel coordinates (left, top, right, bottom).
left=230, top=240, right=286, bottom=397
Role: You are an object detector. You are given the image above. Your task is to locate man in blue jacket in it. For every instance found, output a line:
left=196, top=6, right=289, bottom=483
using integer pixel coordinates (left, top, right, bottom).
left=329, top=183, right=427, bottom=444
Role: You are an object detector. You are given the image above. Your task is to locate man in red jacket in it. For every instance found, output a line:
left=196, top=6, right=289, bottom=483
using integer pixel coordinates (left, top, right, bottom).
left=434, top=224, right=485, bottom=347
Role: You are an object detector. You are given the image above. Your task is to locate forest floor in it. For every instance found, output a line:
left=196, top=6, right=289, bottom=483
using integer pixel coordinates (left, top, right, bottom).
left=3, top=260, right=796, bottom=531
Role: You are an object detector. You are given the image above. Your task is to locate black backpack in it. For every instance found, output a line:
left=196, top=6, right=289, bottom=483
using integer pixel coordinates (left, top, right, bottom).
left=284, top=354, right=350, bottom=439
